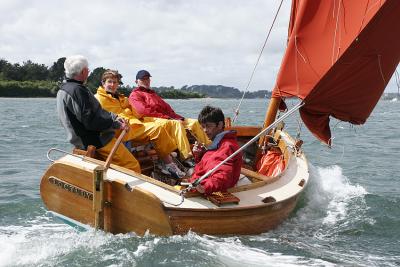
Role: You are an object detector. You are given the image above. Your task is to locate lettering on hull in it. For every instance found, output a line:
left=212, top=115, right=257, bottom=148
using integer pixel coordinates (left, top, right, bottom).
left=48, top=176, right=93, bottom=201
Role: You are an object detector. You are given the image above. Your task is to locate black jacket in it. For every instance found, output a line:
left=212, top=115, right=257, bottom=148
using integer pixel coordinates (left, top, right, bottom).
left=56, top=79, right=120, bottom=149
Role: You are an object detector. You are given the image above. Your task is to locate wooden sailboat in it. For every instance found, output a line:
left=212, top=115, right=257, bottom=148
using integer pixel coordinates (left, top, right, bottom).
left=40, top=0, right=400, bottom=236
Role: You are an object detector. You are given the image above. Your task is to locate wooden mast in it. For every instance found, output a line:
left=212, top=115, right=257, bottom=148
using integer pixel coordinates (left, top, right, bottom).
left=259, top=97, right=281, bottom=145
left=252, top=97, right=281, bottom=166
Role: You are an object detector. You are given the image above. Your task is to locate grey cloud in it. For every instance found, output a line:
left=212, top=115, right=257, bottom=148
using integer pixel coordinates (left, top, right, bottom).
left=0, top=0, right=292, bottom=91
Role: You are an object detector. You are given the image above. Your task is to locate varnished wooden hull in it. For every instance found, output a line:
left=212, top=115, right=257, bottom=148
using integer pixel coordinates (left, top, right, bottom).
left=40, top=129, right=309, bottom=236
left=40, top=164, right=301, bottom=235
left=166, top=196, right=299, bottom=235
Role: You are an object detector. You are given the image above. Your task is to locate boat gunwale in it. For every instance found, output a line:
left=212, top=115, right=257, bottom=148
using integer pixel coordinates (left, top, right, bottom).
left=164, top=192, right=302, bottom=213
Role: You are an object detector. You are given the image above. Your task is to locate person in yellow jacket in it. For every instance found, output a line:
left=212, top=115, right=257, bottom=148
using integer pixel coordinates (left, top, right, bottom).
left=95, top=70, right=189, bottom=178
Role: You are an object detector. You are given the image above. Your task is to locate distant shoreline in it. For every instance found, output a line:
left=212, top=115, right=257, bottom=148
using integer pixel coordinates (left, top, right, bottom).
left=0, top=81, right=270, bottom=99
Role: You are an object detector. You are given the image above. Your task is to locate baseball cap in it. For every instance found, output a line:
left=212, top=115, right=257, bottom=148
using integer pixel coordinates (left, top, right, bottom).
left=136, top=70, right=151, bottom=80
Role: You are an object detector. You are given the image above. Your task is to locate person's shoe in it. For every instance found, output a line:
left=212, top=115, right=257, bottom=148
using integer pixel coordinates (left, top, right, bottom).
left=165, top=163, right=186, bottom=179
left=183, top=158, right=196, bottom=168
left=157, top=163, right=171, bottom=175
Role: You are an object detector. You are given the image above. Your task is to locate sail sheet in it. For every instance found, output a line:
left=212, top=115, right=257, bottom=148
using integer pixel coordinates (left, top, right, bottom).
left=272, top=0, right=400, bottom=144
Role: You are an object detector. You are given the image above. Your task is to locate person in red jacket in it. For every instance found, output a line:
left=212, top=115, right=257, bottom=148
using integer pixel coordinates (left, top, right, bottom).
left=188, top=106, right=242, bottom=194
left=128, top=70, right=211, bottom=161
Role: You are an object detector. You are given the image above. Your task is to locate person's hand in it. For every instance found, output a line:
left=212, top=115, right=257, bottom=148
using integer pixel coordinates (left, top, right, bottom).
left=196, top=184, right=205, bottom=194
left=192, top=141, right=206, bottom=152
left=117, top=117, right=130, bottom=132
left=192, top=141, right=206, bottom=161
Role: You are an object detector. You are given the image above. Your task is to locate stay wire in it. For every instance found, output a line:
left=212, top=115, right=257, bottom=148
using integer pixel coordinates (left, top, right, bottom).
left=395, top=68, right=400, bottom=97
left=232, top=0, right=284, bottom=123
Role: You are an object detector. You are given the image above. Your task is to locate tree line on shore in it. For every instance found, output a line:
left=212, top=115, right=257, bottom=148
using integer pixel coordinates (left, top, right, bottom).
left=0, top=58, right=272, bottom=99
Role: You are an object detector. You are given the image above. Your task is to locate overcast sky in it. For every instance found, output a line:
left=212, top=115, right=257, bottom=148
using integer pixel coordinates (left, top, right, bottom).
left=0, top=0, right=398, bottom=92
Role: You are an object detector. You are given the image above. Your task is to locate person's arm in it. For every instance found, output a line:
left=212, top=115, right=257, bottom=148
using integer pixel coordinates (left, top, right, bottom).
left=71, top=87, right=121, bottom=131
left=198, top=143, right=237, bottom=194
left=121, top=96, right=131, bottom=109
left=159, top=97, right=184, bottom=120
left=192, top=142, right=207, bottom=163
left=129, top=91, right=170, bottom=119
left=165, top=108, right=184, bottom=120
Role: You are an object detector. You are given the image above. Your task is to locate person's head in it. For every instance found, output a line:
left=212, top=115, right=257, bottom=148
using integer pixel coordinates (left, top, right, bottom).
left=64, top=55, right=89, bottom=82
left=135, top=69, right=151, bottom=89
left=101, top=69, right=121, bottom=93
left=198, top=105, right=225, bottom=140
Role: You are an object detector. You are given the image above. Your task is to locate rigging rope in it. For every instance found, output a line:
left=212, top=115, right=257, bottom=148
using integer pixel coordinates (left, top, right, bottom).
left=232, top=0, right=284, bottom=124
left=395, top=68, right=400, bottom=97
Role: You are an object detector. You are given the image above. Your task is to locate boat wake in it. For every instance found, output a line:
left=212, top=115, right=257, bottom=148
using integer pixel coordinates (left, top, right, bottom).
left=0, top=217, right=113, bottom=267
left=0, top=218, right=331, bottom=267
left=173, top=233, right=334, bottom=267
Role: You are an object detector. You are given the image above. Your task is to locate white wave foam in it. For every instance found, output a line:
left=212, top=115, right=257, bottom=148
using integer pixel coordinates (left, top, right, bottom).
left=309, top=164, right=368, bottom=225
left=183, top=234, right=335, bottom=267
left=0, top=221, right=111, bottom=267
left=268, top=163, right=371, bottom=240
left=0, top=219, right=337, bottom=267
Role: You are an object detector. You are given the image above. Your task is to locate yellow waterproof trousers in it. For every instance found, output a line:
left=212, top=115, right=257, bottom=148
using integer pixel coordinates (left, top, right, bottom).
left=121, top=120, right=177, bottom=159
left=97, top=137, right=141, bottom=173
left=144, top=118, right=192, bottom=159
left=183, top=118, right=211, bottom=146
left=142, top=117, right=211, bottom=159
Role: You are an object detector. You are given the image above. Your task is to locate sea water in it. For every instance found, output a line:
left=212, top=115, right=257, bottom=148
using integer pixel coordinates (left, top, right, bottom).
left=0, top=97, right=399, bottom=267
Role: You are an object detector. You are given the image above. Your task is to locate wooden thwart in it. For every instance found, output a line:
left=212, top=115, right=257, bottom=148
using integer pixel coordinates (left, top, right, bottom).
left=240, top=167, right=278, bottom=183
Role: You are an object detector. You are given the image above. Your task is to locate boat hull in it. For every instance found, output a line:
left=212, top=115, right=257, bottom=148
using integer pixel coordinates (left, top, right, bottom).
left=40, top=158, right=305, bottom=236
left=166, top=195, right=299, bottom=235
left=40, top=128, right=308, bottom=236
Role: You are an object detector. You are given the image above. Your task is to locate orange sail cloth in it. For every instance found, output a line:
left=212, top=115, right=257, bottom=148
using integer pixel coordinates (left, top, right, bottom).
left=272, top=0, right=400, bottom=144
left=256, top=150, right=285, bottom=177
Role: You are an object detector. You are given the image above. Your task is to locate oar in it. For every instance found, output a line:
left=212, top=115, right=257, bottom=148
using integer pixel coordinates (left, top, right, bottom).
left=104, top=127, right=128, bottom=170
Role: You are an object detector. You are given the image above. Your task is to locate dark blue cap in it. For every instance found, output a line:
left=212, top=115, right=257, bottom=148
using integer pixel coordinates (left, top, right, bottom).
left=136, top=70, right=151, bottom=80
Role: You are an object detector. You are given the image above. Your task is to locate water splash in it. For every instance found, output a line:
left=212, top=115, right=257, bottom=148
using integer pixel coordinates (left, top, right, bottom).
left=0, top=221, right=111, bottom=267
left=288, top=164, right=373, bottom=235
left=0, top=219, right=333, bottom=267
left=163, top=232, right=333, bottom=267
left=196, top=234, right=334, bottom=267
left=315, top=165, right=367, bottom=225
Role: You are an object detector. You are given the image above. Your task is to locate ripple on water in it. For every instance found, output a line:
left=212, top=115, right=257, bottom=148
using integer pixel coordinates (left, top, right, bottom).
left=1, top=98, right=400, bottom=266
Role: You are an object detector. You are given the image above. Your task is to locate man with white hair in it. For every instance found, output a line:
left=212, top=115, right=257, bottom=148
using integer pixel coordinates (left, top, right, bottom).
left=56, top=55, right=141, bottom=173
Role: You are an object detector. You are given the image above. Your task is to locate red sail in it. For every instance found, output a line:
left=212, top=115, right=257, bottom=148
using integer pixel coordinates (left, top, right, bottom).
left=272, top=0, right=400, bottom=144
